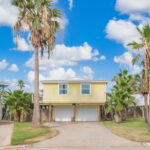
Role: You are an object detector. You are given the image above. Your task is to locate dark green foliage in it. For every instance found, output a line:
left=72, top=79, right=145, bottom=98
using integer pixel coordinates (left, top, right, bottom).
left=4, top=90, right=32, bottom=122
left=106, top=70, right=135, bottom=115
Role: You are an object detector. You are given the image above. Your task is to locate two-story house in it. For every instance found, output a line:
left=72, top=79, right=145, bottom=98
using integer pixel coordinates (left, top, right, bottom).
left=40, top=80, right=107, bottom=122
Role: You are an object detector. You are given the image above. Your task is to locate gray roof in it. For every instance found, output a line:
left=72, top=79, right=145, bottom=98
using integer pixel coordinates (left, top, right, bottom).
left=41, top=80, right=108, bottom=84
left=0, top=82, right=8, bottom=86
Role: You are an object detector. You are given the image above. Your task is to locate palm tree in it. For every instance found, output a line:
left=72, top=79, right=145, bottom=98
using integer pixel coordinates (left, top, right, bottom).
left=127, top=24, right=150, bottom=130
left=107, top=70, right=135, bottom=123
left=12, top=0, right=61, bottom=127
left=133, top=71, right=149, bottom=123
left=18, top=80, right=25, bottom=90
left=4, top=90, right=32, bottom=122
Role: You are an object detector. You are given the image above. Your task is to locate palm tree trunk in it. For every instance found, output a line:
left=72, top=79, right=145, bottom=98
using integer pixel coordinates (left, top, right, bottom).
left=148, top=80, right=150, bottom=131
left=147, top=73, right=150, bottom=132
left=144, top=94, right=149, bottom=123
left=147, top=53, right=150, bottom=131
left=114, top=112, right=122, bottom=123
left=32, top=48, right=41, bottom=128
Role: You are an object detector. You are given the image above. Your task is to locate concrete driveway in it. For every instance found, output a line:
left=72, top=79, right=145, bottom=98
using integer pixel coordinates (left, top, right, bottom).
left=1, top=122, right=150, bottom=150
left=0, top=121, right=13, bottom=146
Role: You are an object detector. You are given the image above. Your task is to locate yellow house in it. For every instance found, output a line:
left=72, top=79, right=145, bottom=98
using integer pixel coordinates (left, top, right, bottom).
left=40, top=80, right=107, bottom=122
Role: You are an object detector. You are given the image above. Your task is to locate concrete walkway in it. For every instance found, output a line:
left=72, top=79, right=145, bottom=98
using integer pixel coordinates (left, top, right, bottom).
left=0, top=121, right=13, bottom=146
left=1, top=122, right=150, bottom=150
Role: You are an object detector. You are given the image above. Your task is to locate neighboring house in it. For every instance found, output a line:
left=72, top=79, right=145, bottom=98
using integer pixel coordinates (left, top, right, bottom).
left=0, top=82, right=8, bottom=120
left=40, top=80, right=107, bottom=122
left=0, top=103, right=2, bottom=120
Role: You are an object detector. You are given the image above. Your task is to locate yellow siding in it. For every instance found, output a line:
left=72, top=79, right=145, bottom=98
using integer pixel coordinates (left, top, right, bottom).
left=43, top=82, right=106, bottom=104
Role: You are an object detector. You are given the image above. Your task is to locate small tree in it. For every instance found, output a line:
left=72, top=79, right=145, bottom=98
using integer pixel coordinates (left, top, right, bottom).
left=106, top=70, right=135, bottom=123
left=18, top=80, right=25, bottom=90
left=4, top=90, right=32, bottom=122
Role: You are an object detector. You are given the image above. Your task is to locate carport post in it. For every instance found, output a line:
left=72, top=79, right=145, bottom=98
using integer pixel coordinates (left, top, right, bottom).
left=49, top=105, right=55, bottom=122
left=49, top=105, right=52, bottom=122
left=72, top=104, right=76, bottom=122
left=97, top=105, right=101, bottom=121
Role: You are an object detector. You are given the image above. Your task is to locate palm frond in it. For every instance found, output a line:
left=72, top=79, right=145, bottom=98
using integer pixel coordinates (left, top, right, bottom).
left=143, top=24, right=150, bottom=43
left=132, top=54, right=141, bottom=65
left=12, top=0, right=62, bottom=58
left=127, top=41, right=144, bottom=49
left=136, top=26, right=143, bottom=36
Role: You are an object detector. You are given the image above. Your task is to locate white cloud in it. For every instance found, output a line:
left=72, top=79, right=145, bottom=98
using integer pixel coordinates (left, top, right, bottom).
left=53, top=0, right=58, bottom=4
left=25, top=42, right=103, bottom=70
left=116, top=0, right=150, bottom=14
left=105, top=19, right=140, bottom=48
left=27, top=67, right=76, bottom=83
left=0, top=0, right=18, bottom=26
left=47, top=68, right=76, bottom=80
left=27, top=71, right=34, bottom=83
left=129, top=14, right=150, bottom=25
left=105, top=0, right=149, bottom=75
left=0, top=59, right=9, bottom=70
left=2, top=78, right=32, bottom=92
left=8, top=64, right=19, bottom=72
left=27, top=67, right=77, bottom=91
left=81, top=66, right=94, bottom=79
left=13, top=37, right=33, bottom=51
left=3, top=78, right=18, bottom=90
left=100, top=55, right=106, bottom=60
left=68, top=0, right=73, bottom=10
left=93, top=55, right=106, bottom=61
left=114, top=52, right=133, bottom=67
left=114, top=52, right=142, bottom=74
left=27, top=71, right=46, bottom=83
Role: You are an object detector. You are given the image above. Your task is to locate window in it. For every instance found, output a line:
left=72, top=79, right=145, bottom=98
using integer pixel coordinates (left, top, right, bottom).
left=59, top=84, right=68, bottom=95
left=81, top=84, right=91, bottom=95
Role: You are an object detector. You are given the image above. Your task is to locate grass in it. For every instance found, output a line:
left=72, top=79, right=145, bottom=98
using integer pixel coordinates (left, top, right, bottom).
left=103, top=118, right=150, bottom=142
left=11, top=122, right=49, bottom=145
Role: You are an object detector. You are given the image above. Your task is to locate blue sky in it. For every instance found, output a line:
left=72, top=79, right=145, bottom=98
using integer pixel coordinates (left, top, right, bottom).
left=0, top=0, right=150, bottom=91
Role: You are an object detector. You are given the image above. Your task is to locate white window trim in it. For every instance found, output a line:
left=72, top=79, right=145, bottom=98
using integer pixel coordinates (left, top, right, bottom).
left=58, top=83, right=69, bottom=95
left=80, top=83, right=91, bottom=95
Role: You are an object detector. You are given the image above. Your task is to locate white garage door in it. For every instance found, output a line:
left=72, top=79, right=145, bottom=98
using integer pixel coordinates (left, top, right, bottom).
left=77, top=106, right=97, bottom=121
left=54, top=106, right=73, bottom=122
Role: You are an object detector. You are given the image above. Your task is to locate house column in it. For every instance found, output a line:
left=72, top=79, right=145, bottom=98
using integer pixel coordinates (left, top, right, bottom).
left=49, top=105, right=55, bottom=122
left=72, top=104, right=77, bottom=122
left=52, top=106, right=55, bottom=122
left=97, top=105, right=101, bottom=121
left=49, top=105, right=52, bottom=122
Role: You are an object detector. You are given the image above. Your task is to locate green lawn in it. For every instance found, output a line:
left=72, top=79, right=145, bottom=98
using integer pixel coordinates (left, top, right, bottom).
left=11, top=122, right=49, bottom=145
left=103, top=118, right=150, bottom=142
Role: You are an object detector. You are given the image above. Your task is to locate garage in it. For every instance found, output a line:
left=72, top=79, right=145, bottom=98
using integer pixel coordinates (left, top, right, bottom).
left=77, top=106, right=97, bottom=121
left=54, top=106, right=73, bottom=122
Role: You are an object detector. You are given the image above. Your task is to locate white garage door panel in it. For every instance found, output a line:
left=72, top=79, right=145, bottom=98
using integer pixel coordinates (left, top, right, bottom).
left=77, top=106, right=97, bottom=121
left=55, top=106, right=73, bottom=122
